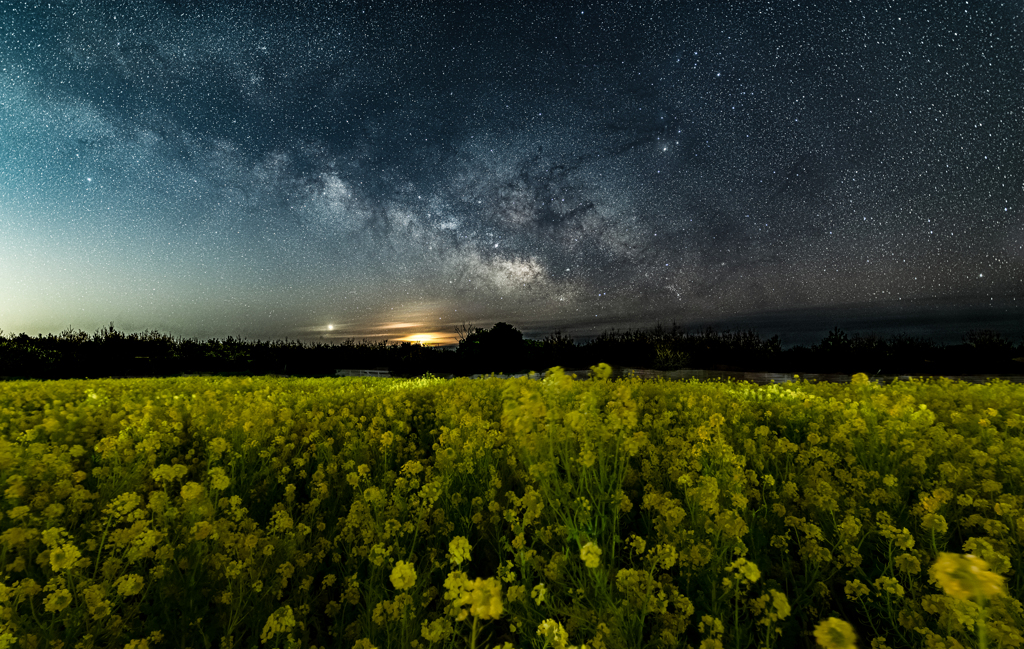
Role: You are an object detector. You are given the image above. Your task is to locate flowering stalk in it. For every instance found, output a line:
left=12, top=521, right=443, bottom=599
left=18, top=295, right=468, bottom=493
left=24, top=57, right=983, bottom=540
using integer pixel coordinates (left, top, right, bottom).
left=930, top=552, right=1007, bottom=649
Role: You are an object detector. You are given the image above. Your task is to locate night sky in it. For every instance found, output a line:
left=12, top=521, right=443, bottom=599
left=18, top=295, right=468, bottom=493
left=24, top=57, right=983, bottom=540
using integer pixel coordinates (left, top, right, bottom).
left=2, top=1, right=1022, bottom=347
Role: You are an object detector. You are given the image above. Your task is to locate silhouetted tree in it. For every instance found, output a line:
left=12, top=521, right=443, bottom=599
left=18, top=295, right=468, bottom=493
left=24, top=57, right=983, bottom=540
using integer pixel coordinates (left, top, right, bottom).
left=458, top=322, right=527, bottom=374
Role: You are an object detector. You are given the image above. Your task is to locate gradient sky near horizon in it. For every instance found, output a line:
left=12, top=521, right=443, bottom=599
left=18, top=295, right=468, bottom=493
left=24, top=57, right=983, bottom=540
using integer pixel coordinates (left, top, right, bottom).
left=2, top=0, right=1022, bottom=347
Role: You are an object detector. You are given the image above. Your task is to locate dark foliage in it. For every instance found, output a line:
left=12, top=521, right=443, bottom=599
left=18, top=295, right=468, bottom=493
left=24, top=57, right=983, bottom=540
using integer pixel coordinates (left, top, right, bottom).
left=0, top=323, right=1021, bottom=380
left=0, top=323, right=455, bottom=380
left=456, top=322, right=526, bottom=374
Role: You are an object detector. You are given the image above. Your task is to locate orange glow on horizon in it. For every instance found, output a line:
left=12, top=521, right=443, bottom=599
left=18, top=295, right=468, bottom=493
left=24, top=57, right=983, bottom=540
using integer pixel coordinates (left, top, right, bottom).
left=321, top=319, right=460, bottom=346
left=396, top=331, right=458, bottom=346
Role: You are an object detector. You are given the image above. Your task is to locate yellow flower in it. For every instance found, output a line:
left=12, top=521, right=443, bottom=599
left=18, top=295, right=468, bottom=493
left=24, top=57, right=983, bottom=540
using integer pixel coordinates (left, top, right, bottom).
left=650, top=543, right=678, bottom=570
left=115, top=573, right=145, bottom=597
left=532, top=583, right=547, bottom=605
left=628, top=534, right=646, bottom=555
left=401, top=460, right=424, bottom=475
left=769, top=589, right=790, bottom=620
left=208, top=437, right=229, bottom=456
left=83, top=587, right=111, bottom=619
left=616, top=569, right=656, bottom=608
left=180, top=482, right=204, bottom=501
left=537, top=619, right=570, bottom=649
left=269, top=510, right=294, bottom=533
left=15, top=579, right=42, bottom=601
left=448, top=536, right=472, bottom=566
left=873, top=576, right=904, bottom=598
left=44, top=588, right=73, bottom=613
left=921, top=513, right=948, bottom=534
left=578, top=445, right=597, bottom=468
left=844, top=579, right=870, bottom=601
left=191, top=521, right=217, bottom=541
left=151, top=463, right=188, bottom=483
left=930, top=552, right=1006, bottom=601
left=580, top=542, right=602, bottom=569
left=363, top=486, right=384, bottom=505
left=260, top=605, right=297, bottom=644
left=507, top=584, right=525, bottom=602
left=421, top=617, right=453, bottom=643
left=894, top=553, right=921, bottom=575
left=41, top=526, right=65, bottom=547
left=894, top=528, right=914, bottom=550
left=813, top=618, right=857, bottom=649
left=49, top=543, right=82, bottom=572
left=390, top=560, right=417, bottom=591
left=727, top=558, right=761, bottom=585
left=207, top=467, right=230, bottom=491
left=444, top=570, right=468, bottom=594
left=457, top=577, right=503, bottom=619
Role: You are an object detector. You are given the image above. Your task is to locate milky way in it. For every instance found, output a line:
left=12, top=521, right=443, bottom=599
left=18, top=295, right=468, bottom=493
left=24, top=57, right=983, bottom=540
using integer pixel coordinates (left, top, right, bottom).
left=2, top=1, right=1021, bottom=345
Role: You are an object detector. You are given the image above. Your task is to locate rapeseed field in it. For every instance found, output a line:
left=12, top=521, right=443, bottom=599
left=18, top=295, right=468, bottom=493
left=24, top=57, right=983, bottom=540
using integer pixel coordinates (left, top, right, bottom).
left=0, top=366, right=1021, bottom=648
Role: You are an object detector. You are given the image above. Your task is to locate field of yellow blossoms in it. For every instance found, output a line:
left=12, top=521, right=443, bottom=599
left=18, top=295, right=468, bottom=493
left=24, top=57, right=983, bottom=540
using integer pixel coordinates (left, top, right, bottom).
left=1, top=365, right=1022, bottom=649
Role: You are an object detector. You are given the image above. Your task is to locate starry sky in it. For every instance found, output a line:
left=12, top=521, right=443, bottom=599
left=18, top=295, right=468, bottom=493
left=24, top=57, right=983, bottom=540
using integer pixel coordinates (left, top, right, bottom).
left=2, top=1, right=1022, bottom=347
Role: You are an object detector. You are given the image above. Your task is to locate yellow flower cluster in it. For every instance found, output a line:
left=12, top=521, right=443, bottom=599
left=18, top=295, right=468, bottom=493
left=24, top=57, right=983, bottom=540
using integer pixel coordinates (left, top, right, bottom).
left=259, top=604, right=297, bottom=644
left=930, top=552, right=1006, bottom=601
left=0, top=371, right=1021, bottom=649
left=814, top=617, right=857, bottom=649
left=579, top=542, right=602, bottom=569
left=537, top=618, right=589, bottom=649
left=445, top=572, right=504, bottom=621
left=448, top=535, right=472, bottom=566
left=389, top=560, right=417, bottom=591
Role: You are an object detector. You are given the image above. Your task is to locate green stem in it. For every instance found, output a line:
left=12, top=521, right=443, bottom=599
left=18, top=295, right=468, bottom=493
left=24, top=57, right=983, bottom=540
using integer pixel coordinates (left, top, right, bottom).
left=634, top=567, right=656, bottom=646
left=91, top=513, right=116, bottom=581
left=734, top=586, right=740, bottom=649
left=978, top=598, right=988, bottom=649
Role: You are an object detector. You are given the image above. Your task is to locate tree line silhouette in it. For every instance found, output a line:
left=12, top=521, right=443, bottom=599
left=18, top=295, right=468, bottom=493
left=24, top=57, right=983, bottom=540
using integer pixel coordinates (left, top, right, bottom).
left=0, top=322, right=1021, bottom=380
